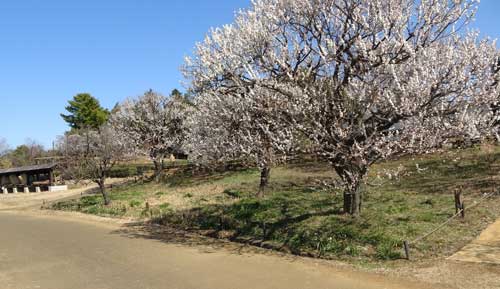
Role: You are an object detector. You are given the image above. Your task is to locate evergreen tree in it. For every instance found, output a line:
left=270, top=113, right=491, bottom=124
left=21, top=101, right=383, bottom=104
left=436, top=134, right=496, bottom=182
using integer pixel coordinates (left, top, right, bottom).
left=61, top=93, right=109, bottom=130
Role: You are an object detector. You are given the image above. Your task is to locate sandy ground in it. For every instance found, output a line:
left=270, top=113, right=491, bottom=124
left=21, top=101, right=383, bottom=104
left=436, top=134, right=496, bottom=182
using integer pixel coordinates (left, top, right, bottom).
left=0, top=178, right=126, bottom=211
left=0, top=186, right=90, bottom=211
left=0, top=210, right=444, bottom=289
left=0, top=183, right=499, bottom=289
left=449, top=218, right=500, bottom=265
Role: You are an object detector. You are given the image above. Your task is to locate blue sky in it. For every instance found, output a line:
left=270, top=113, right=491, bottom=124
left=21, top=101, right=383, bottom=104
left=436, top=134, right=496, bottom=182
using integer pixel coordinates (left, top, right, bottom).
left=0, top=0, right=250, bottom=148
left=0, top=0, right=498, bottom=148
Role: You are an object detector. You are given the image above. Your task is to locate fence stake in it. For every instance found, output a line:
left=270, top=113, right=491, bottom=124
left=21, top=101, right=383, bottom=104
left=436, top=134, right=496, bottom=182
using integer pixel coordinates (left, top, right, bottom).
left=454, top=189, right=462, bottom=215
left=403, top=241, right=410, bottom=260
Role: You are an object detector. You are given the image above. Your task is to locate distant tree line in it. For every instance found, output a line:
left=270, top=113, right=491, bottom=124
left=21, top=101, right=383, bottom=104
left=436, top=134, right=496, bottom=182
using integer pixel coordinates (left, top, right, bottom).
left=0, top=138, right=51, bottom=169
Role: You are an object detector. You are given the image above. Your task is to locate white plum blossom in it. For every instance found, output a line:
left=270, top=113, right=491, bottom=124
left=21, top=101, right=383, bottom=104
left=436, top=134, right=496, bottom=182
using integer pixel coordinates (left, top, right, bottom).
left=111, top=90, right=193, bottom=182
left=57, top=125, right=129, bottom=205
left=184, top=0, right=500, bottom=215
left=186, top=87, right=296, bottom=196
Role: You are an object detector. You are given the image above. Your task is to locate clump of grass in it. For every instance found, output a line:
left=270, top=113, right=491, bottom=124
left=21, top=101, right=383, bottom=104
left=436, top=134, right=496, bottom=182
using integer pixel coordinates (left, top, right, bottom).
left=129, top=200, right=143, bottom=208
left=375, top=240, right=402, bottom=260
left=141, top=202, right=172, bottom=218
left=223, top=189, right=244, bottom=198
left=52, top=195, right=128, bottom=217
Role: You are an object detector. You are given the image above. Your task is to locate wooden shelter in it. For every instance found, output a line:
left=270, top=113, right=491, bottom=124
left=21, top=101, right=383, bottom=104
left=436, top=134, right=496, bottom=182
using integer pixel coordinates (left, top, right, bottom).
left=0, top=163, right=57, bottom=192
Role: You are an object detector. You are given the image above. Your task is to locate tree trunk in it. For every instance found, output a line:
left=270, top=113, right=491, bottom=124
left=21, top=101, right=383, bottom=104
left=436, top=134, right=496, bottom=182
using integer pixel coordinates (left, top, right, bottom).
left=98, top=179, right=111, bottom=206
left=257, top=166, right=271, bottom=198
left=153, top=159, right=163, bottom=183
left=335, top=166, right=365, bottom=217
left=343, top=190, right=352, bottom=214
left=343, top=184, right=362, bottom=216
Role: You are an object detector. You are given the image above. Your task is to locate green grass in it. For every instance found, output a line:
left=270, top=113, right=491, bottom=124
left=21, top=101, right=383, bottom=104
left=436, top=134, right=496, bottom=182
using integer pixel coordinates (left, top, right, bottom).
left=108, top=159, right=191, bottom=178
left=50, top=145, right=500, bottom=262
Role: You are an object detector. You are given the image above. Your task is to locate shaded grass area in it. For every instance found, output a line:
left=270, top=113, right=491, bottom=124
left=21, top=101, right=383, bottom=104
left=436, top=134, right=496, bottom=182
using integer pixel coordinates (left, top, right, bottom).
left=108, top=159, right=191, bottom=178
left=51, top=145, right=500, bottom=262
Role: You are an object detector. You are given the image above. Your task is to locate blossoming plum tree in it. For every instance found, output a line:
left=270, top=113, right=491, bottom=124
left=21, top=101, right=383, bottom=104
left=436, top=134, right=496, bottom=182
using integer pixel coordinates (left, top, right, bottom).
left=111, top=90, right=193, bottom=182
left=185, top=0, right=499, bottom=215
left=58, top=125, right=128, bottom=205
left=186, top=87, right=295, bottom=196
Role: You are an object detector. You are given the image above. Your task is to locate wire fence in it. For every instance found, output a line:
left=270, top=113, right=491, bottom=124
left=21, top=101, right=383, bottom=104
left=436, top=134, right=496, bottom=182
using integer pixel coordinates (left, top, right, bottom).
left=403, top=189, right=499, bottom=260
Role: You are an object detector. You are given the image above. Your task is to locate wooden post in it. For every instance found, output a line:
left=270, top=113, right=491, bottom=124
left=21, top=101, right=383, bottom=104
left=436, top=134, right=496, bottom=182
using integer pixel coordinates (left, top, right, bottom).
left=49, top=170, right=55, bottom=186
left=403, top=241, right=410, bottom=260
left=454, top=189, right=462, bottom=215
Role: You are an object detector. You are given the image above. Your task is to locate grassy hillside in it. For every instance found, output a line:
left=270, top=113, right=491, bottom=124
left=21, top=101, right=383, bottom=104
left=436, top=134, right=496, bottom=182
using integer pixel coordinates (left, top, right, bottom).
left=51, top=145, right=500, bottom=262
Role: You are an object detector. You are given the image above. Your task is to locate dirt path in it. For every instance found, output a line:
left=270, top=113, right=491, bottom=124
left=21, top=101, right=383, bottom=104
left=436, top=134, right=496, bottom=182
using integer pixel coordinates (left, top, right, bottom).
left=0, top=178, right=126, bottom=211
left=1, top=185, right=499, bottom=289
left=449, top=218, right=500, bottom=265
left=0, top=210, right=443, bottom=289
left=0, top=186, right=92, bottom=211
